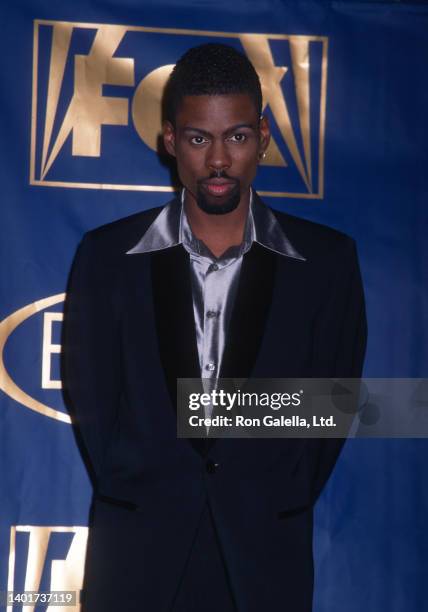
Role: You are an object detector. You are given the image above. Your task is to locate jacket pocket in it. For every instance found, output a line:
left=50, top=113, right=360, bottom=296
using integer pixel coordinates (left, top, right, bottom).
left=95, top=493, right=141, bottom=512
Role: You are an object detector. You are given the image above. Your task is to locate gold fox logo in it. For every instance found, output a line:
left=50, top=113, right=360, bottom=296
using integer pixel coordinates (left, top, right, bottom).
left=31, top=20, right=327, bottom=198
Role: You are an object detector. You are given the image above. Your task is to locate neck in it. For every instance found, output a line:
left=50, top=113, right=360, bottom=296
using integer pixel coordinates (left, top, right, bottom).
left=184, top=189, right=251, bottom=258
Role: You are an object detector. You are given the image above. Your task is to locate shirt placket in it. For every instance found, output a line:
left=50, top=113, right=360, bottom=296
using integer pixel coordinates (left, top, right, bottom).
left=201, top=261, right=224, bottom=420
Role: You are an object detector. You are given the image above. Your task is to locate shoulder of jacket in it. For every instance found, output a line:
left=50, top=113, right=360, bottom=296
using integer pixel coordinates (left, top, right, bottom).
left=80, top=200, right=176, bottom=257
left=267, top=206, right=355, bottom=261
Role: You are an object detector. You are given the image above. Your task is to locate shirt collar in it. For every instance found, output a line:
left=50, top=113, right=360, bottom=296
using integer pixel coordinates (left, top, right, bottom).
left=126, top=189, right=305, bottom=261
left=180, top=191, right=254, bottom=262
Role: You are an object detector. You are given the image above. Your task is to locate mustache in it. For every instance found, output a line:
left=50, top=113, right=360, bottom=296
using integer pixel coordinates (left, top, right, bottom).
left=198, top=170, right=239, bottom=183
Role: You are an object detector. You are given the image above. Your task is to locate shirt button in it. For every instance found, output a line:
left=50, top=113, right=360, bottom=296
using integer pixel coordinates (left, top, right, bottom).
left=205, top=363, right=216, bottom=371
left=206, top=310, right=219, bottom=319
left=208, top=263, right=219, bottom=272
left=206, top=459, right=219, bottom=474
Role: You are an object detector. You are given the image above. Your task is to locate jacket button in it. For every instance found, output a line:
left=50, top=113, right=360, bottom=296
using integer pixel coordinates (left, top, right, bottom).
left=206, top=459, right=219, bottom=474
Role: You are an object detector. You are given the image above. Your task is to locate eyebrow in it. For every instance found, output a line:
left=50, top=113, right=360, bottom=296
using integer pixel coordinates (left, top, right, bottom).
left=181, top=123, right=257, bottom=136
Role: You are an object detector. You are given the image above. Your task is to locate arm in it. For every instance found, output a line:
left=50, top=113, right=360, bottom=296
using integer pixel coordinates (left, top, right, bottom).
left=308, top=237, right=367, bottom=502
left=62, top=234, right=121, bottom=482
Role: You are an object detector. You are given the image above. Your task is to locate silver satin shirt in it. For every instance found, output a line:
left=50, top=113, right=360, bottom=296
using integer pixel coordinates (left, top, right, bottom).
left=127, top=190, right=304, bottom=416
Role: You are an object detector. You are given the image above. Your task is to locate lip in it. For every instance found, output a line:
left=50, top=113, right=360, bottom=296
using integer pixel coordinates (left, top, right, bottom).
left=201, top=180, right=236, bottom=197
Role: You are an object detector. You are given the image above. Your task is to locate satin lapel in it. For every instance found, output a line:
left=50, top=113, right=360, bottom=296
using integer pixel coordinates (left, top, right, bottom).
left=220, top=242, right=277, bottom=379
left=151, top=243, right=277, bottom=457
left=150, top=246, right=207, bottom=456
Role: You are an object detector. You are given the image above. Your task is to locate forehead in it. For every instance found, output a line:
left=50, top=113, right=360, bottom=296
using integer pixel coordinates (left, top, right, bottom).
left=174, top=94, right=259, bottom=130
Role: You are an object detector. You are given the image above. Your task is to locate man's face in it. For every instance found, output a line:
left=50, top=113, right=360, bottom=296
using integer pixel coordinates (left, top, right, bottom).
left=163, top=94, right=270, bottom=214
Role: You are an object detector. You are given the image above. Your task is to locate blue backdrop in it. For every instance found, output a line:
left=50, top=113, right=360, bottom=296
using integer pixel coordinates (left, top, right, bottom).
left=0, top=1, right=427, bottom=610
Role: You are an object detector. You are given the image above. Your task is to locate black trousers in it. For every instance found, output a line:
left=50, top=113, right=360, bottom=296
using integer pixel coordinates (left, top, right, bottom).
left=171, top=502, right=237, bottom=612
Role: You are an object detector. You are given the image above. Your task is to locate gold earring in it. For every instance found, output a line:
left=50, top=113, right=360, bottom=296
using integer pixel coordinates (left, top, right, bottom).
left=259, top=151, right=266, bottom=160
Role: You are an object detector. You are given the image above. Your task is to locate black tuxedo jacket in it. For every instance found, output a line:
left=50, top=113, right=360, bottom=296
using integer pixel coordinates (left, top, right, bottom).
left=63, top=194, right=367, bottom=612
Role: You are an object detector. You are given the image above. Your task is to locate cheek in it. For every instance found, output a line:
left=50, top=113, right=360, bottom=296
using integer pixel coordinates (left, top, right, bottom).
left=232, top=144, right=259, bottom=171
left=235, top=154, right=259, bottom=181
left=174, top=152, right=203, bottom=187
left=178, top=149, right=206, bottom=174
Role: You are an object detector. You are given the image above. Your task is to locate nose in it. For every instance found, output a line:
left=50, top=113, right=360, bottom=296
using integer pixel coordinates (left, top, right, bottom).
left=206, top=139, right=231, bottom=173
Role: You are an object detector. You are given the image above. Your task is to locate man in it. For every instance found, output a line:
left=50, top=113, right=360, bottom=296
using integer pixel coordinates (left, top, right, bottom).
left=63, top=43, right=367, bottom=612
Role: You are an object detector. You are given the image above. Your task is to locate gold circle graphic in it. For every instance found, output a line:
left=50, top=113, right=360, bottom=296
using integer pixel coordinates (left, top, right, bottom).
left=0, top=293, right=70, bottom=423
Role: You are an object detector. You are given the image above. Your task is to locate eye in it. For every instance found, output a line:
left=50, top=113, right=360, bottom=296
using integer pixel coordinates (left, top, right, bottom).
left=228, top=133, right=247, bottom=143
left=190, top=136, right=208, bottom=145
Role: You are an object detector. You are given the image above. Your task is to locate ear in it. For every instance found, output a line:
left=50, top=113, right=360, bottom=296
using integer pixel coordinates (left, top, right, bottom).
left=259, top=115, right=271, bottom=157
left=163, top=120, right=176, bottom=157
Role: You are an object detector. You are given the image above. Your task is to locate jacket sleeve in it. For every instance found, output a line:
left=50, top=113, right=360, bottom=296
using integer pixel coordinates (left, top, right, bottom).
left=62, top=233, right=121, bottom=482
left=307, top=236, right=368, bottom=503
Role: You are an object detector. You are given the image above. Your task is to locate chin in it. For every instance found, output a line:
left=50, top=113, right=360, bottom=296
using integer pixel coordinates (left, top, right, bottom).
left=196, top=190, right=241, bottom=216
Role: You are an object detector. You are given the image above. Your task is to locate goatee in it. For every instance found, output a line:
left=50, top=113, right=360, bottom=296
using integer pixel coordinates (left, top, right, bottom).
left=196, top=173, right=241, bottom=215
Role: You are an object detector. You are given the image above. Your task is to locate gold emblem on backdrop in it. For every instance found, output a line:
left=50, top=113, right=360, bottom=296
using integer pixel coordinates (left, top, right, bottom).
left=6, top=526, right=87, bottom=612
left=0, top=294, right=68, bottom=423
left=30, top=20, right=328, bottom=198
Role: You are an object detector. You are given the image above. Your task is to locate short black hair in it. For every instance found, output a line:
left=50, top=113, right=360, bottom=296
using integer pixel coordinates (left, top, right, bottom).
left=163, top=43, right=263, bottom=124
